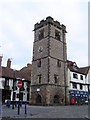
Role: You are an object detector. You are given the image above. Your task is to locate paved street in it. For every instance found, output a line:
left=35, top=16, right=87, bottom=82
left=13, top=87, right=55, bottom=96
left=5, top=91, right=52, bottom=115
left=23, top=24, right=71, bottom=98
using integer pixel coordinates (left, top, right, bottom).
left=1, top=104, right=89, bottom=119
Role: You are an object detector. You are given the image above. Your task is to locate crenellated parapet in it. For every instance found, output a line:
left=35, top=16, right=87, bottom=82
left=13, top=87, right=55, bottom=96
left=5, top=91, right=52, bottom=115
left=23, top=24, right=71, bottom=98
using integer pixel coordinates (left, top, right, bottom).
left=34, top=16, right=67, bottom=32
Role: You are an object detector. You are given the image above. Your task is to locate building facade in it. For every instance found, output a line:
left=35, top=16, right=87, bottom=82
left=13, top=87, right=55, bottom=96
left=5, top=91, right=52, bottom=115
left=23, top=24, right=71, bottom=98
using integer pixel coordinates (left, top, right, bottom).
left=30, top=16, right=69, bottom=105
left=0, top=58, right=31, bottom=104
left=67, top=60, right=89, bottom=105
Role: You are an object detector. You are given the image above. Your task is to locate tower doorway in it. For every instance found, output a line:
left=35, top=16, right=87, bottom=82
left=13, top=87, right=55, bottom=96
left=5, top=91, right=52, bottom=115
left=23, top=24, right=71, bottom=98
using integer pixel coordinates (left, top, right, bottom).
left=53, top=95, right=59, bottom=104
left=36, top=94, right=42, bottom=104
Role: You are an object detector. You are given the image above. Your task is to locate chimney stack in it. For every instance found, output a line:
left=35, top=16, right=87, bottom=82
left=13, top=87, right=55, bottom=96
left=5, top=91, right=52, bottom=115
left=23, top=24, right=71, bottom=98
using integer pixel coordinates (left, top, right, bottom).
left=7, top=58, right=11, bottom=68
left=0, top=56, right=2, bottom=66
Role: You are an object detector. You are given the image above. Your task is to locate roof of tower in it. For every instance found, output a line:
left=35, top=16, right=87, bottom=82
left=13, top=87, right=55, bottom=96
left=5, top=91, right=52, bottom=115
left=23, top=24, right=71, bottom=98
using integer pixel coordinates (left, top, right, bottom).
left=34, top=16, right=67, bottom=32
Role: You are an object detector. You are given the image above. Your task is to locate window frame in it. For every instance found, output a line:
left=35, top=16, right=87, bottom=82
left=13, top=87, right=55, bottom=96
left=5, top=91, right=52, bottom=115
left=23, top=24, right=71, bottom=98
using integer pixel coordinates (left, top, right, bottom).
left=54, top=74, right=58, bottom=84
left=73, top=73, right=78, bottom=79
left=72, top=83, right=77, bottom=89
left=80, top=75, right=83, bottom=80
left=80, top=84, right=83, bottom=90
left=37, top=74, right=42, bottom=84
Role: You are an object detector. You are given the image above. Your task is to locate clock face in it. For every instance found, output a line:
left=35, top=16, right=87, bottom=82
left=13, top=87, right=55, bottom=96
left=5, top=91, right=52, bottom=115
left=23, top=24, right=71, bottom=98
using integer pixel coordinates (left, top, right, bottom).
left=38, top=46, right=43, bottom=53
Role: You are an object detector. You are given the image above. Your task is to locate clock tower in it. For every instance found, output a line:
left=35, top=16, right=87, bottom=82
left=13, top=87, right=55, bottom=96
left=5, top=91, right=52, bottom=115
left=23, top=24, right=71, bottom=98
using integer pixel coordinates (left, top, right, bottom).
left=30, top=16, right=69, bottom=105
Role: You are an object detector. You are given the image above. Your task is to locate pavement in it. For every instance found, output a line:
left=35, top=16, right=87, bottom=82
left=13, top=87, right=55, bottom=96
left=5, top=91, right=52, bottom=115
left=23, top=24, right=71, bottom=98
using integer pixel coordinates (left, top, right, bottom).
left=0, top=104, right=89, bottom=119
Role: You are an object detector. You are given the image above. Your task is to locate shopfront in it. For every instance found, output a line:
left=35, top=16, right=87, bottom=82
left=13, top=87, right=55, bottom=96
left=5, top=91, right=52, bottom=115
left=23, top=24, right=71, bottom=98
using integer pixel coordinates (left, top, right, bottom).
left=69, top=90, right=88, bottom=105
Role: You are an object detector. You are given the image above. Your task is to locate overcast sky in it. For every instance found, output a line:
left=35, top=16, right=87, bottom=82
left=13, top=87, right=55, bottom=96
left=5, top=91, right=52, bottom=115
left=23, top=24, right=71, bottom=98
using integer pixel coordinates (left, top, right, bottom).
left=0, top=0, right=88, bottom=70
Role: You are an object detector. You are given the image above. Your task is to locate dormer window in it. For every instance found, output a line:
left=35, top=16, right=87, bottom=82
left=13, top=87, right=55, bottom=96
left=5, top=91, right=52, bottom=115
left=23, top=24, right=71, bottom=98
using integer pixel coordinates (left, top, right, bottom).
left=73, top=63, right=78, bottom=71
left=73, top=66, right=78, bottom=71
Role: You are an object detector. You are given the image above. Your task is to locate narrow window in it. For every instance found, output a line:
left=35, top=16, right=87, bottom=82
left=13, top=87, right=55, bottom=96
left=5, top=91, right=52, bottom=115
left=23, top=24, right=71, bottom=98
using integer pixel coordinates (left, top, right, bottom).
left=39, top=29, right=44, bottom=40
left=72, top=83, right=77, bottom=89
left=73, top=73, right=78, bottom=79
left=1, top=80, right=5, bottom=87
left=37, top=59, right=41, bottom=67
left=54, top=74, right=58, bottom=84
left=37, top=74, right=41, bottom=84
left=80, top=75, right=83, bottom=80
left=17, top=94, right=19, bottom=98
left=57, top=60, right=61, bottom=67
left=80, top=84, right=83, bottom=90
left=55, top=30, right=60, bottom=40
left=5, top=78, right=9, bottom=86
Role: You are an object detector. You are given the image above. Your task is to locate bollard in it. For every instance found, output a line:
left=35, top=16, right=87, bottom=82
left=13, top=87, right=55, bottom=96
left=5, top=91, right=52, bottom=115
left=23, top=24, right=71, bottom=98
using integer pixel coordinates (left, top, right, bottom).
left=15, top=101, right=17, bottom=108
left=7, top=100, right=10, bottom=108
left=20, top=100, right=22, bottom=107
left=25, top=102, right=27, bottom=114
left=6, top=100, right=8, bottom=107
left=18, top=101, right=20, bottom=115
left=9, top=100, right=11, bottom=107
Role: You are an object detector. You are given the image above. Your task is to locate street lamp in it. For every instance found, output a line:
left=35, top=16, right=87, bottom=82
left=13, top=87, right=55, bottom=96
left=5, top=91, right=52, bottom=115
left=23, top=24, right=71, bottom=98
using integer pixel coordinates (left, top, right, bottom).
left=12, top=69, right=15, bottom=109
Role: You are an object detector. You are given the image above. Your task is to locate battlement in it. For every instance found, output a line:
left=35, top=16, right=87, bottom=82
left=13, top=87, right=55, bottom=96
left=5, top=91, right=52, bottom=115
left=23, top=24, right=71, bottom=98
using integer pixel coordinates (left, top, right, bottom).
left=34, top=16, right=66, bottom=32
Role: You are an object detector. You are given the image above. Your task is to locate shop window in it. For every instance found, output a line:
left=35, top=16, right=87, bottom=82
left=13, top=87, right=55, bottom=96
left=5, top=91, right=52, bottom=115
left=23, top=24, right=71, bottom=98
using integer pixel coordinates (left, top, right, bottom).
left=73, top=73, right=78, bottom=79
left=55, top=30, right=60, bottom=40
left=72, top=83, right=77, bottom=89
left=57, top=60, right=61, bottom=67
left=54, top=74, right=58, bottom=84
left=80, top=75, right=83, bottom=80
left=38, top=29, right=44, bottom=40
left=37, top=59, right=41, bottom=67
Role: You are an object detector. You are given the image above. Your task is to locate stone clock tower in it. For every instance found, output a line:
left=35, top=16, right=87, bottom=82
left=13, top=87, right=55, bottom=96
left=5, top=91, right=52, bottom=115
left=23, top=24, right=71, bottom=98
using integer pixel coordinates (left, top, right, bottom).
left=30, top=16, right=69, bottom=105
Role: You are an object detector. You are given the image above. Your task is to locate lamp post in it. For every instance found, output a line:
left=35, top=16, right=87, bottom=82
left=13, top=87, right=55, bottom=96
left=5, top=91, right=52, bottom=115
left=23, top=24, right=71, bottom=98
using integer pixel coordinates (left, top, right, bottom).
left=12, top=69, right=15, bottom=109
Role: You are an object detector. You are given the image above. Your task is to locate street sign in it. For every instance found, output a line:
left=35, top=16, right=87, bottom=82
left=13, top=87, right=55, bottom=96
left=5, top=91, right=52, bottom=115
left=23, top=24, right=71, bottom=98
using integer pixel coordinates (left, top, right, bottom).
left=17, top=81, right=22, bottom=89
